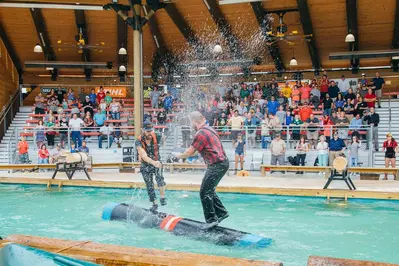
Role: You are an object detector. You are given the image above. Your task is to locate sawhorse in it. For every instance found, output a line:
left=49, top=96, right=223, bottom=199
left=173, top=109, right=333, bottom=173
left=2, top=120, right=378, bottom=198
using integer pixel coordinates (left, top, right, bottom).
left=51, top=162, right=91, bottom=180
left=323, top=169, right=356, bottom=190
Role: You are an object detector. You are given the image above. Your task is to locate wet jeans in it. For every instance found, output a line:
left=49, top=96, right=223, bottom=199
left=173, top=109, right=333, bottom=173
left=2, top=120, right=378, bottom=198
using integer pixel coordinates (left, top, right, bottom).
left=141, top=165, right=166, bottom=203
left=200, top=159, right=229, bottom=223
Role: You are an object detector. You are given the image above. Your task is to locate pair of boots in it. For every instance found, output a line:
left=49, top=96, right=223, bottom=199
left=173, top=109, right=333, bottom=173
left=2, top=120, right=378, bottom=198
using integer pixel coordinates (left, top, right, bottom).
left=150, top=198, right=167, bottom=212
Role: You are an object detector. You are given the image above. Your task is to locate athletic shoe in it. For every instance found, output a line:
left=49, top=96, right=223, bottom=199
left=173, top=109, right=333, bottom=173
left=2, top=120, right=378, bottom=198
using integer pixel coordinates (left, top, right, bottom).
left=160, top=198, right=167, bottom=206
left=150, top=204, right=158, bottom=213
left=201, top=221, right=219, bottom=230
left=218, top=213, right=229, bottom=223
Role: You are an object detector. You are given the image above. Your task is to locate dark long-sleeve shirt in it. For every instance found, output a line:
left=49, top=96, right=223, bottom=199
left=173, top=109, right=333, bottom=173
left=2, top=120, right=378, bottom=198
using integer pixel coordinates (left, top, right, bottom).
left=363, top=113, right=380, bottom=127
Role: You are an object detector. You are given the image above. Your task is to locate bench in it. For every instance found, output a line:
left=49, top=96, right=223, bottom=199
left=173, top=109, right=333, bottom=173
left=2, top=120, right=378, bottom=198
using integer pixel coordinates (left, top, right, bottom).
left=260, top=165, right=331, bottom=178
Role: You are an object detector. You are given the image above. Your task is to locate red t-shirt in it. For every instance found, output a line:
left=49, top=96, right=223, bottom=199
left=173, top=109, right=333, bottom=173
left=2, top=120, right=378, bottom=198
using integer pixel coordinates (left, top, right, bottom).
left=383, top=140, right=398, bottom=149
left=320, top=79, right=329, bottom=93
left=97, top=91, right=106, bottom=103
left=300, top=86, right=312, bottom=100
left=299, top=107, right=313, bottom=121
left=364, top=93, right=376, bottom=108
left=38, top=149, right=49, bottom=159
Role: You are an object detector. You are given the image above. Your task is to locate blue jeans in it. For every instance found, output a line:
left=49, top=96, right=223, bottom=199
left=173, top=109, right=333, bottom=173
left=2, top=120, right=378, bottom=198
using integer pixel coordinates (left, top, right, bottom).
left=323, top=108, right=332, bottom=117
left=71, top=131, right=82, bottom=147
left=38, top=158, right=49, bottom=164
left=350, top=157, right=358, bottom=167
left=98, top=135, right=113, bottom=149
left=111, top=112, right=120, bottom=120
left=262, top=136, right=271, bottom=149
left=318, top=154, right=328, bottom=166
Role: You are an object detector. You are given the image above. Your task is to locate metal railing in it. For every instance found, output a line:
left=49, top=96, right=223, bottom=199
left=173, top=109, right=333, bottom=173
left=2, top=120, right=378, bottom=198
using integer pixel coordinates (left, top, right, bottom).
left=0, top=88, right=21, bottom=142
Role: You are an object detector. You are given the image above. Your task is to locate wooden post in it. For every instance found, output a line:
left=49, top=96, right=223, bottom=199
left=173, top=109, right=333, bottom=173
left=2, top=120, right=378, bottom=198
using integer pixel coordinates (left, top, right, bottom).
left=133, top=3, right=143, bottom=138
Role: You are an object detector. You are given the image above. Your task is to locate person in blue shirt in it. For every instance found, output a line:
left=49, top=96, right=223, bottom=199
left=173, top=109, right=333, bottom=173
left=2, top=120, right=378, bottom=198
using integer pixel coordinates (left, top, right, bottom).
left=78, top=141, right=90, bottom=153
left=285, top=110, right=292, bottom=126
left=328, top=132, right=346, bottom=166
left=349, top=113, right=363, bottom=140
left=93, top=112, right=107, bottom=127
left=89, top=89, right=97, bottom=106
left=163, top=92, right=173, bottom=113
left=234, top=133, right=246, bottom=175
left=334, top=93, right=345, bottom=110
left=70, top=142, right=78, bottom=153
left=267, top=96, right=280, bottom=115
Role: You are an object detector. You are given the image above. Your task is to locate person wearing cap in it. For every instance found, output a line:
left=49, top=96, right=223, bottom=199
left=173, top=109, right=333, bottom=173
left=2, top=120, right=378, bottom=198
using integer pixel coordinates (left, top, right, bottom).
left=328, top=132, right=346, bottom=167
left=49, top=144, right=63, bottom=164
left=382, top=133, right=398, bottom=180
left=359, top=73, right=368, bottom=87
left=135, top=121, right=166, bottom=212
left=175, top=111, right=229, bottom=229
left=82, top=95, right=94, bottom=118
left=270, top=133, right=286, bottom=172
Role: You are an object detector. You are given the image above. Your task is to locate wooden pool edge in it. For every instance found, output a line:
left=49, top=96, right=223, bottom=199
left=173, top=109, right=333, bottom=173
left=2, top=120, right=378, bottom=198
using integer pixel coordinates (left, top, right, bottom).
left=1, top=235, right=282, bottom=266
left=1, top=177, right=399, bottom=200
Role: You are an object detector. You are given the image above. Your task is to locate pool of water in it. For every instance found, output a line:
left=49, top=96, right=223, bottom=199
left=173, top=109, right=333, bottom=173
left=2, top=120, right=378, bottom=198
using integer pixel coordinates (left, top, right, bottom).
left=0, top=184, right=398, bottom=266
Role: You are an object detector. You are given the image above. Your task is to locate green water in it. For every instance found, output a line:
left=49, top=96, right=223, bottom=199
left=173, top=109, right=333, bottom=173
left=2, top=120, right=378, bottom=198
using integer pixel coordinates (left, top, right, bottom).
left=0, top=184, right=398, bottom=265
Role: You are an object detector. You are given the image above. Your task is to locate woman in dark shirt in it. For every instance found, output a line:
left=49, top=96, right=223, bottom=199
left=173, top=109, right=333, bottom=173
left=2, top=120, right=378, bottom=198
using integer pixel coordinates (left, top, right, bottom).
left=354, top=96, right=368, bottom=117
left=345, top=88, right=356, bottom=103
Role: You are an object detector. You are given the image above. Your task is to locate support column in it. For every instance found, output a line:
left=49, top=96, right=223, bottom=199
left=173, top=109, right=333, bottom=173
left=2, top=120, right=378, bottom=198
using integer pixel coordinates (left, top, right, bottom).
left=133, top=3, right=143, bottom=138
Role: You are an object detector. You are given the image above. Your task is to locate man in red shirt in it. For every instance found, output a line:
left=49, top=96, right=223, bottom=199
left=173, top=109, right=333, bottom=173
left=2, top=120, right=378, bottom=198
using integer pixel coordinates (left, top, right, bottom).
left=364, top=88, right=376, bottom=108
left=96, top=86, right=106, bottom=105
left=175, top=111, right=229, bottom=229
left=299, top=103, right=313, bottom=122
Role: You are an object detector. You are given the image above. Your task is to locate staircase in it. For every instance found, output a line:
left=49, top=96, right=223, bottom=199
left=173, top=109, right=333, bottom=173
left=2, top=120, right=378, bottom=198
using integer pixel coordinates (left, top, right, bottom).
left=0, top=106, right=31, bottom=164
left=373, top=100, right=399, bottom=167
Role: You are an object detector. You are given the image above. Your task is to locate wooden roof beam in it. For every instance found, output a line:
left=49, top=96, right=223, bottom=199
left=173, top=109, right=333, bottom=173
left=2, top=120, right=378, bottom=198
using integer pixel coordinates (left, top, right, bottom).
left=296, top=0, right=321, bottom=72
left=392, top=0, right=399, bottom=71
left=74, top=10, right=92, bottom=80
left=202, top=0, right=243, bottom=59
left=0, top=23, right=22, bottom=74
left=346, top=0, right=359, bottom=73
left=164, top=3, right=206, bottom=58
left=251, top=2, right=285, bottom=73
left=30, top=8, right=57, bottom=80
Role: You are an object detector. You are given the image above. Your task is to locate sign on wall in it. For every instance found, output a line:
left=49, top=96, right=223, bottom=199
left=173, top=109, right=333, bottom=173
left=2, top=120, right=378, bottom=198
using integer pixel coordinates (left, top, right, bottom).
left=95, top=87, right=127, bottom=98
left=40, top=87, right=67, bottom=94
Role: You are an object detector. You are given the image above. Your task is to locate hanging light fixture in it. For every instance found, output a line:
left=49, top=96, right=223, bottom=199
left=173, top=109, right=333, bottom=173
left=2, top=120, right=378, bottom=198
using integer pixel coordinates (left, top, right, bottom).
left=34, top=43, right=43, bottom=53
left=345, top=33, right=355, bottom=43
left=118, top=46, right=127, bottom=55
left=119, top=65, right=127, bottom=72
left=289, top=48, right=297, bottom=66
left=213, top=44, right=223, bottom=54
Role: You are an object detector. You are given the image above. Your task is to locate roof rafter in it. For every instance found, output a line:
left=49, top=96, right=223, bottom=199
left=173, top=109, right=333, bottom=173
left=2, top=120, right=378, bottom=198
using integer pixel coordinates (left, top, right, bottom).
left=251, top=2, right=285, bottom=72
left=392, top=0, right=399, bottom=71
left=203, top=0, right=243, bottom=59
left=346, top=0, right=359, bottom=73
left=164, top=3, right=206, bottom=58
left=296, top=0, right=321, bottom=71
left=0, top=23, right=22, bottom=74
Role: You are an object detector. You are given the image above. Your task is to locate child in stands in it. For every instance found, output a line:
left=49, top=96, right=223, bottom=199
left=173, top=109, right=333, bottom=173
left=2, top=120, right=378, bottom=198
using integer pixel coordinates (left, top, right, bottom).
left=234, top=133, right=246, bottom=175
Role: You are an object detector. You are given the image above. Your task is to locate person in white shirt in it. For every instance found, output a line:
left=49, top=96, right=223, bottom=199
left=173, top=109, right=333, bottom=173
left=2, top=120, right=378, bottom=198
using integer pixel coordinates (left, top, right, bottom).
left=338, top=75, right=350, bottom=96
left=69, top=113, right=84, bottom=147
left=99, top=124, right=114, bottom=149
left=316, top=135, right=329, bottom=167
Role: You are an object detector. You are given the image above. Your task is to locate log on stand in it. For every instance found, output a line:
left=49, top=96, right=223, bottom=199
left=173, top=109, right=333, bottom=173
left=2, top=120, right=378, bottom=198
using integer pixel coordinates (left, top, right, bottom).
left=52, top=152, right=91, bottom=180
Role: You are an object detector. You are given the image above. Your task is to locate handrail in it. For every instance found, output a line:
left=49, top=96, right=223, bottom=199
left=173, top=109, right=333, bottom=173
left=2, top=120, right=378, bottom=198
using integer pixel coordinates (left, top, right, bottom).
left=0, top=88, right=20, bottom=125
left=388, top=86, right=392, bottom=132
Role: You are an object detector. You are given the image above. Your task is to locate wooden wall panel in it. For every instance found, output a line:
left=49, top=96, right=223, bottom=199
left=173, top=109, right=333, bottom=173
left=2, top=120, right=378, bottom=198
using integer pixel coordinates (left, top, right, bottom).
left=308, top=0, right=348, bottom=68
left=0, top=8, right=42, bottom=73
left=357, top=0, right=395, bottom=50
left=41, top=9, right=81, bottom=62
left=0, top=38, right=19, bottom=108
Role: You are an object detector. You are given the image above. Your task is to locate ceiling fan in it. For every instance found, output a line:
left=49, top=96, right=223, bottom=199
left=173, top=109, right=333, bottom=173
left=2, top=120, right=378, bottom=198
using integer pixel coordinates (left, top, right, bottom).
left=265, top=12, right=312, bottom=46
left=53, top=28, right=106, bottom=53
